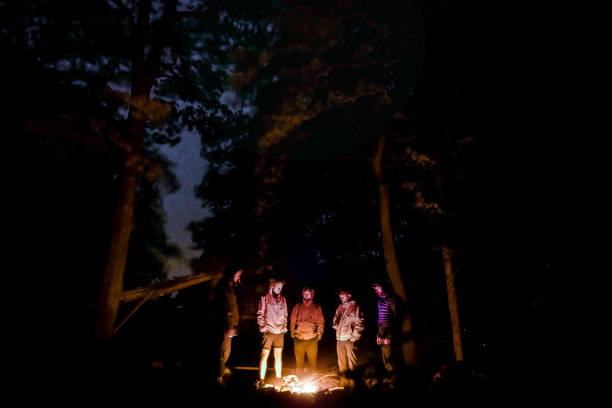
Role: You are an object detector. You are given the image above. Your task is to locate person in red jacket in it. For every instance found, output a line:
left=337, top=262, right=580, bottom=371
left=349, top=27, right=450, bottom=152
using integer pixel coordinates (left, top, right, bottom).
left=290, top=286, right=325, bottom=378
left=256, top=279, right=288, bottom=387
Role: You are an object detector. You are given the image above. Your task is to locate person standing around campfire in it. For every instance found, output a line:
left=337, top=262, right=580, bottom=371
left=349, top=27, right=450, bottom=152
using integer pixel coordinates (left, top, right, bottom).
left=256, top=279, right=288, bottom=387
left=290, top=286, right=324, bottom=378
left=332, top=288, right=365, bottom=388
left=372, top=281, right=397, bottom=374
left=216, top=265, right=243, bottom=384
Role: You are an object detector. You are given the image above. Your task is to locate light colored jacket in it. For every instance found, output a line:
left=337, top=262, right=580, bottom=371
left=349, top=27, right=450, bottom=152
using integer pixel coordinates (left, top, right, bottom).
left=290, top=301, right=324, bottom=341
left=332, top=300, right=364, bottom=342
left=257, top=285, right=288, bottom=334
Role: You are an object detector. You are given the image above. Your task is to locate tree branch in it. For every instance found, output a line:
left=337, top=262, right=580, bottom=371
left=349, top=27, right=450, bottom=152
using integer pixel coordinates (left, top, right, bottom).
left=106, top=0, right=134, bottom=26
left=147, top=0, right=178, bottom=88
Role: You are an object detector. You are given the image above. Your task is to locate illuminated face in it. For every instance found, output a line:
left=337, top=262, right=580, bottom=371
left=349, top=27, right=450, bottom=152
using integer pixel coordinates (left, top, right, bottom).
left=233, top=270, right=243, bottom=283
left=373, top=284, right=384, bottom=297
left=273, top=282, right=284, bottom=295
left=339, top=292, right=351, bottom=303
left=303, top=290, right=312, bottom=300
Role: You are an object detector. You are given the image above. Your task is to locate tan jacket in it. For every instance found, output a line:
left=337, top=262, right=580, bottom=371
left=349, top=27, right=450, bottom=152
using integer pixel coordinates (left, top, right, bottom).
left=290, top=302, right=324, bottom=341
left=332, top=300, right=364, bottom=342
left=257, top=289, right=288, bottom=334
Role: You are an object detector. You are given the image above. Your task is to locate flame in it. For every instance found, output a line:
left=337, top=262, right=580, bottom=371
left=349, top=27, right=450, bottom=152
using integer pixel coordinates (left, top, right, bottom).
left=262, top=372, right=342, bottom=394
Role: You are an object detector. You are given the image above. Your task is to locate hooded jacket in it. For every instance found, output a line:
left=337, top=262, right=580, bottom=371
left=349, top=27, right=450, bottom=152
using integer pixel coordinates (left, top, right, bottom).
left=332, top=300, right=365, bottom=342
left=290, top=288, right=325, bottom=341
left=257, top=281, right=288, bottom=334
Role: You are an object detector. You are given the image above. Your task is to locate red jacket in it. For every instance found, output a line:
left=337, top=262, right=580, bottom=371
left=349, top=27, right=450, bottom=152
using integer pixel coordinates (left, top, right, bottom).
left=290, top=301, right=324, bottom=341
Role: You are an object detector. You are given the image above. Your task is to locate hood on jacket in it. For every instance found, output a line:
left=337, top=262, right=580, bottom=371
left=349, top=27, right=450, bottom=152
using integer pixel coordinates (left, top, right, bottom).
left=268, top=278, right=286, bottom=295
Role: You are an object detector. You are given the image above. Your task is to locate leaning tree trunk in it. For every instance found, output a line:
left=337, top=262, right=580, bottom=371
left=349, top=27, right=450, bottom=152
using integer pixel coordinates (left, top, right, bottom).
left=434, top=154, right=464, bottom=361
left=94, top=0, right=162, bottom=340
left=372, top=132, right=418, bottom=366
left=94, top=111, right=147, bottom=340
left=94, top=151, right=139, bottom=340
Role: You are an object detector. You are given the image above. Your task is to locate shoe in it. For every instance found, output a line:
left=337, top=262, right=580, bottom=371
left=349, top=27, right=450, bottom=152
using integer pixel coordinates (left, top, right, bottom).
left=382, top=376, right=395, bottom=390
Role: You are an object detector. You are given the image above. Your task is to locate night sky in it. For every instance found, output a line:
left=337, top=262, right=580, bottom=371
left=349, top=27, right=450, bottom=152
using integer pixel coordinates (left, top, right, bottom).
left=160, top=129, right=208, bottom=277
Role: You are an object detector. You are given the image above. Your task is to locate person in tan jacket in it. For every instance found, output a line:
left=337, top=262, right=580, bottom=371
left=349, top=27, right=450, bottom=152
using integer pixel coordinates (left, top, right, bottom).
left=332, top=288, right=365, bottom=388
left=256, top=279, right=288, bottom=386
left=290, top=286, right=324, bottom=377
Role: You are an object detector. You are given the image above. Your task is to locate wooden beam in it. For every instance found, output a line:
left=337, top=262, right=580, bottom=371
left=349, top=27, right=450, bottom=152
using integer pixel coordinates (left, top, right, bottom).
left=120, top=272, right=219, bottom=303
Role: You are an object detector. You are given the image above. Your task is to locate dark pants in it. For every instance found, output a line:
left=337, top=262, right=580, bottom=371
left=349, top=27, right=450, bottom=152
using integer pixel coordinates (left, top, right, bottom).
left=378, top=327, right=394, bottom=372
left=293, top=339, right=318, bottom=375
left=380, top=343, right=393, bottom=372
left=219, top=330, right=233, bottom=375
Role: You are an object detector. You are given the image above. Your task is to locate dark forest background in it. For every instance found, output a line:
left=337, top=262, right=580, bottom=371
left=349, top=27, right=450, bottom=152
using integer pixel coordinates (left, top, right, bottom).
left=5, top=0, right=558, bottom=398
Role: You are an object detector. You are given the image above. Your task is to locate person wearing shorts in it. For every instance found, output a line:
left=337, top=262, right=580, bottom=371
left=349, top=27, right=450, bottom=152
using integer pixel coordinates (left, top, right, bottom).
left=256, top=279, right=288, bottom=386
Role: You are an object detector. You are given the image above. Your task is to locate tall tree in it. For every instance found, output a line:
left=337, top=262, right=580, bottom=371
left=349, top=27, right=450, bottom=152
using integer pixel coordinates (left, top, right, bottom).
left=2, top=0, right=247, bottom=340
left=193, top=0, right=426, bottom=364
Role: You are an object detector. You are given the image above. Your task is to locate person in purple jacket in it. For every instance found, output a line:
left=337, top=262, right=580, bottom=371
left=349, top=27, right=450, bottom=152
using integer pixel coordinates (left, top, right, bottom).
left=372, top=281, right=397, bottom=373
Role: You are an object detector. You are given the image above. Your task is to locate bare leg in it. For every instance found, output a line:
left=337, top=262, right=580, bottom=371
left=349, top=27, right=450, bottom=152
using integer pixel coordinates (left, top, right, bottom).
left=260, top=349, right=271, bottom=380
left=273, top=347, right=283, bottom=378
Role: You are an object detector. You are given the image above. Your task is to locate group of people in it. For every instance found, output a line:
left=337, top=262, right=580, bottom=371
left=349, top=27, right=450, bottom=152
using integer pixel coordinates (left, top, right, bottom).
left=216, top=267, right=398, bottom=389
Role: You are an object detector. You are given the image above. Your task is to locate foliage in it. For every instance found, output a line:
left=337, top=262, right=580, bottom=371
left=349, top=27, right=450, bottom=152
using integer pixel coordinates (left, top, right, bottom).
left=2, top=1, right=249, bottom=336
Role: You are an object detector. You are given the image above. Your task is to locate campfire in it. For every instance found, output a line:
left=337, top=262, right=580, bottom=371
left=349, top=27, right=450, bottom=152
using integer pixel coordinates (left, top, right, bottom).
left=261, top=372, right=343, bottom=395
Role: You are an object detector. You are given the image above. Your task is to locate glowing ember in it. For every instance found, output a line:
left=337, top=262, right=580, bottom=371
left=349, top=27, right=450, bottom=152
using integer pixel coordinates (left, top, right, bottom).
left=261, top=372, right=342, bottom=394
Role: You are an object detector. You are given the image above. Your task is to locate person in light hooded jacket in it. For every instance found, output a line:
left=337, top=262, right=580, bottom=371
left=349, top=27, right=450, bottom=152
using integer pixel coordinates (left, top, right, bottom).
left=256, top=278, right=288, bottom=386
left=332, top=288, right=364, bottom=387
left=290, top=286, right=324, bottom=377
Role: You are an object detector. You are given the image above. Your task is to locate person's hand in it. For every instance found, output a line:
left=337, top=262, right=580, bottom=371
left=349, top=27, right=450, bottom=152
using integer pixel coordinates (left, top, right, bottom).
left=376, top=335, right=381, bottom=345
left=227, top=328, right=237, bottom=337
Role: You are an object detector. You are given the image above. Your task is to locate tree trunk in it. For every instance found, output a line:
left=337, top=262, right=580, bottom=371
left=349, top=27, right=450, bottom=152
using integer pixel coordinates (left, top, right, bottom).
left=434, top=155, right=464, bottom=361
left=372, top=133, right=418, bottom=366
left=441, top=237, right=463, bottom=361
left=94, top=146, right=141, bottom=340
left=94, top=0, right=153, bottom=340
